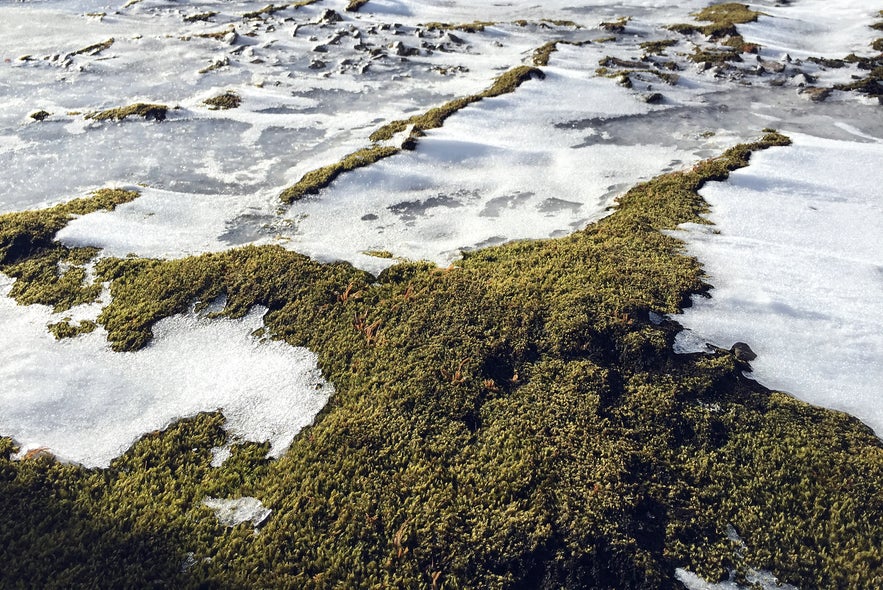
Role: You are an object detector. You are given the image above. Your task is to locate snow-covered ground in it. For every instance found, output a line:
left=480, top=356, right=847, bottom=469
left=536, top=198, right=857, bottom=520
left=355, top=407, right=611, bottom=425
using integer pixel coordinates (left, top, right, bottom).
left=675, top=131, right=883, bottom=434
left=0, top=0, right=881, bottom=490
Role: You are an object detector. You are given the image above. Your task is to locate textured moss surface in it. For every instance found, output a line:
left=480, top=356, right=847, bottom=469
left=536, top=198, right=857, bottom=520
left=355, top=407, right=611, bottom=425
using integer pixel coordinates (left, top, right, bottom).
left=3, top=134, right=883, bottom=588
left=0, top=189, right=139, bottom=313
left=203, top=91, right=241, bottom=110
left=86, top=103, right=169, bottom=122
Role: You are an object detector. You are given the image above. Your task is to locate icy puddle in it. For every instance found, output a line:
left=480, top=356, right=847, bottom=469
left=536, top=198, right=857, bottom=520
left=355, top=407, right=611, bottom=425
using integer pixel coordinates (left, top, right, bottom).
left=675, top=132, right=883, bottom=435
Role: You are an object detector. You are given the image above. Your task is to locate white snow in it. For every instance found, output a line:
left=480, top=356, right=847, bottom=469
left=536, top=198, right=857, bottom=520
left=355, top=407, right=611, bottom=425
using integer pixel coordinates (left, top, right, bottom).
left=675, top=132, right=883, bottom=435
left=203, top=496, right=272, bottom=529
left=676, top=567, right=799, bottom=590
left=0, top=274, right=333, bottom=468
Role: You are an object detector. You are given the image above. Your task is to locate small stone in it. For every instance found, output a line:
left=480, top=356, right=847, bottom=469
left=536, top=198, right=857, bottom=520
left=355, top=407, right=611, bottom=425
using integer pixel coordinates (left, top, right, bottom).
left=643, top=92, right=664, bottom=104
left=309, top=59, right=326, bottom=70
left=730, top=342, right=757, bottom=362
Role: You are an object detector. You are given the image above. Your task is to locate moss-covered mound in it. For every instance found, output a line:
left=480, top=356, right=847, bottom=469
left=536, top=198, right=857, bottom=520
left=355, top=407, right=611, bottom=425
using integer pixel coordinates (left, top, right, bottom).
left=2, top=134, right=882, bottom=589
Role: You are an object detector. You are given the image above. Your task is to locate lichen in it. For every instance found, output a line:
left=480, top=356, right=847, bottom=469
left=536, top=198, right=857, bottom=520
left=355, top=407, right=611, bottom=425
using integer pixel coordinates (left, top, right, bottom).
left=85, top=103, right=169, bottom=122
left=3, top=133, right=883, bottom=589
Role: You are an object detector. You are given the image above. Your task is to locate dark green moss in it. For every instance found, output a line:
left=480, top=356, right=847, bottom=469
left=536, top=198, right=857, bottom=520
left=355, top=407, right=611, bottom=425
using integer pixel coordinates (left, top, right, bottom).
left=86, top=103, right=169, bottom=122
left=421, top=21, right=496, bottom=33
left=183, top=11, right=216, bottom=22
left=203, top=91, right=241, bottom=110
left=30, top=110, right=51, bottom=121
left=640, top=39, right=678, bottom=55
left=279, top=146, right=400, bottom=204
left=4, top=133, right=883, bottom=589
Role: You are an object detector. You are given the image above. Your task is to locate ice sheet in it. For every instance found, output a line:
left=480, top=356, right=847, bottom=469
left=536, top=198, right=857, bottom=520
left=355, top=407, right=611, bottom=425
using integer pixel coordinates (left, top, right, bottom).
left=675, top=132, right=883, bottom=435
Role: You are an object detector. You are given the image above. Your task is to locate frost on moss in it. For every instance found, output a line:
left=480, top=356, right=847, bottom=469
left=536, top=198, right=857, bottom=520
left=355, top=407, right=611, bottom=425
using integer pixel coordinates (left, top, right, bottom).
left=3, top=134, right=883, bottom=589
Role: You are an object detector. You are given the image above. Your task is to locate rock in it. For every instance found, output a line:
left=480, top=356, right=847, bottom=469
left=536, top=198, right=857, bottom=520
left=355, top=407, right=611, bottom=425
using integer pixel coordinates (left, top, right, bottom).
left=800, top=86, right=831, bottom=102
left=309, top=59, right=326, bottom=70
left=643, top=92, right=664, bottom=104
left=730, top=342, right=757, bottom=362
left=318, top=9, right=342, bottom=25
left=30, top=110, right=51, bottom=121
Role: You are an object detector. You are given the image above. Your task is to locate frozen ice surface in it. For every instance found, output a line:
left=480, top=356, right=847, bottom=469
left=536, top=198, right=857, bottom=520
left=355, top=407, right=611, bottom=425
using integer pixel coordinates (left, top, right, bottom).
left=675, top=133, right=883, bottom=435
left=203, top=496, right=272, bottom=529
left=739, top=0, right=882, bottom=59
left=676, top=567, right=799, bottom=590
left=0, top=274, right=333, bottom=468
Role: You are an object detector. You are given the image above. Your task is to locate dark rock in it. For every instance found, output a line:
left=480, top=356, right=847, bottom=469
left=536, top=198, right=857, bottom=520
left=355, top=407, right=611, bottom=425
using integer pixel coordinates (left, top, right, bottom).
left=731, top=342, right=757, bottom=362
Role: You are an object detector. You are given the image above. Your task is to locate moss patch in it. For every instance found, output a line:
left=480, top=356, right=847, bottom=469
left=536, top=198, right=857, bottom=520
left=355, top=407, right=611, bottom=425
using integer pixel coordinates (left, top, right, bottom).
left=203, top=91, right=241, bottom=110
left=71, top=38, right=114, bottom=57
left=0, top=189, right=139, bottom=312
left=86, top=103, right=169, bottom=122
left=3, top=134, right=883, bottom=589
left=243, top=4, right=289, bottom=19
left=279, top=146, right=400, bottom=204
left=370, top=65, right=544, bottom=142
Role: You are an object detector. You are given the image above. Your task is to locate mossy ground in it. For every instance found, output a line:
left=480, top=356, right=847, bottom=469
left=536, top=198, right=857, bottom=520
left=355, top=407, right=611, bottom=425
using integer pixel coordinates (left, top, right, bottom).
left=203, top=91, right=242, bottom=110
left=2, top=134, right=883, bottom=588
left=86, top=103, right=169, bottom=122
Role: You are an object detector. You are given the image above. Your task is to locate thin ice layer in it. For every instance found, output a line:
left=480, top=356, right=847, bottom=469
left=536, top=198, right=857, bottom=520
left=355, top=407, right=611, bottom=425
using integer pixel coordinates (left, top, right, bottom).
left=675, top=132, right=883, bottom=435
left=0, top=274, right=333, bottom=467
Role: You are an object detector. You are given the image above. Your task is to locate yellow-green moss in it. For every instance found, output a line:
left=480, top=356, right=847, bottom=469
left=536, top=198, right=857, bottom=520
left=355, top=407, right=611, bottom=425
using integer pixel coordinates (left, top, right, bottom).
left=183, top=11, right=217, bottom=22
left=669, top=3, right=762, bottom=39
left=3, top=133, right=883, bottom=589
left=47, top=319, right=97, bottom=339
left=279, top=146, right=400, bottom=204
left=203, top=91, right=241, bottom=110
left=243, top=4, right=288, bottom=18
left=363, top=250, right=394, bottom=259
left=421, top=21, right=496, bottom=33
left=86, top=103, right=169, bottom=122
left=0, top=189, right=139, bottom=311
left=640, top=39, right=678, bottom=55
left=71, top=37, right=114, bottom=56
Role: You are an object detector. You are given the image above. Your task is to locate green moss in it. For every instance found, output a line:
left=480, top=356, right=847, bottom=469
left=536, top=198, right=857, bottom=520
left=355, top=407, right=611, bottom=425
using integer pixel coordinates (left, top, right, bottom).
left=183, top=11, right=216, bottom=22
left=640, top=39, right=678, bottom=55
left=203, top=91, right=241, bottom=110
left=47, top=319, right=97, bottom=339
left=0, top=189, right=139, bottom=311
left=370, top=65, right=544, bottom=142
left=363, top=250, right=394, bottom=259
left=669, top=3, right=762, bottom=40
left=279, top=146, right=400, bottom=204
left=292, top=0, right=321, bottom=6
left=532, top=41, right=559, bottom=66
left=600, top=16, right=630, bottom=33
left=243, top=4, right=288, bottom=18
left=4, top=132, right=883, bottom=589
left=421, top=21, right=495, bottom=33
left=30, top=110, right=51, bottom=121
left=86, top=103, right=169, bottom=122
left=71, top=38, right=114, bottom=56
